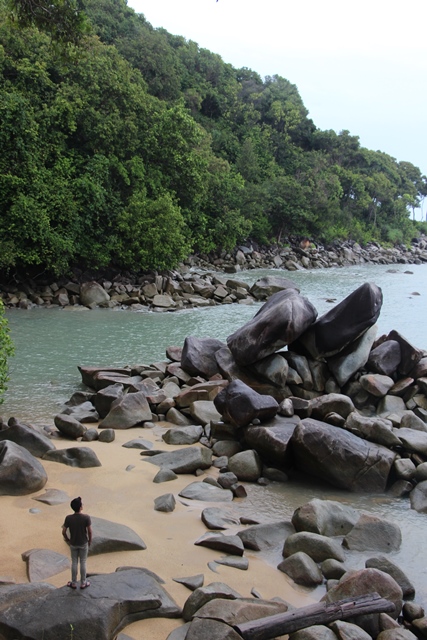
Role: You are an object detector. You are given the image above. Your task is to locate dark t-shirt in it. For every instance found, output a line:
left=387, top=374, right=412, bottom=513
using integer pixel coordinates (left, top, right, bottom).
left=63, top=513, right=91, bottom=547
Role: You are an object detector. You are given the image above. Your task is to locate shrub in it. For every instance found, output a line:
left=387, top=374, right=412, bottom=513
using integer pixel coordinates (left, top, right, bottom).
left=0, top=299, right=14, bottom=403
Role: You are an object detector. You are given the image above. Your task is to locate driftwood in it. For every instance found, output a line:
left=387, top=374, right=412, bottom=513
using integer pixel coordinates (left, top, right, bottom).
left=233, top=592, right=396, bottom=640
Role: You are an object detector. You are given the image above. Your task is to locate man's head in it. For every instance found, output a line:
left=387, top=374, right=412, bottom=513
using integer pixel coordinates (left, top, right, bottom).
left=70, top=497, right=82, bottom=513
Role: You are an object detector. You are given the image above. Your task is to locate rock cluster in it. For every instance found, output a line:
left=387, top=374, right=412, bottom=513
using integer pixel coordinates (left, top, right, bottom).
left=1, top=235, right=426, bottom=311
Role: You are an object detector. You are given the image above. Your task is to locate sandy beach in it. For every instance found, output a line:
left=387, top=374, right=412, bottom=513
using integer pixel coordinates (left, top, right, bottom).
left=0, top=422, right=315, bottom=640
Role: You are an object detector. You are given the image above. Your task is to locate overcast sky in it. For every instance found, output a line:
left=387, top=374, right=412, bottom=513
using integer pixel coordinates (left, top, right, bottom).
left=128, top=0, right=427, bottom=215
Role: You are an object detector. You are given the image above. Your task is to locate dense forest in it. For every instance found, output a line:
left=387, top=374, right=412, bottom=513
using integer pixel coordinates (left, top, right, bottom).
left=1, top=0, right=427, bottom=278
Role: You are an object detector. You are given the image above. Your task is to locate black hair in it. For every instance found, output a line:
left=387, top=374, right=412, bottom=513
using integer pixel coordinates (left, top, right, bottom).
left=70, top=497, right=82, bottom=512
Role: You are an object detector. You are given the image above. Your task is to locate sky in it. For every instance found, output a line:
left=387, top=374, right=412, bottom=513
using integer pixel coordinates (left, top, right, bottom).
left=128, top=0, right=427, bottom=218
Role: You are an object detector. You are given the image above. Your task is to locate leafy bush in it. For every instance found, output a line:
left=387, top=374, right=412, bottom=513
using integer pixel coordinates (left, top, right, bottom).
left=0, top=300, right=14, bottom=403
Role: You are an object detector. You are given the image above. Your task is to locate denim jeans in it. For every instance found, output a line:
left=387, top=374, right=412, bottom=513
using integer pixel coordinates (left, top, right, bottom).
left=70, top=543, right=88, bottom=584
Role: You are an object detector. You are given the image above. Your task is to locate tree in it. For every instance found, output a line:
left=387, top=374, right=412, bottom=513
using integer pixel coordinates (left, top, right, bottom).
left=6, top=0, right=89, bottom=44
left=0, top=299, right=14, bottom=403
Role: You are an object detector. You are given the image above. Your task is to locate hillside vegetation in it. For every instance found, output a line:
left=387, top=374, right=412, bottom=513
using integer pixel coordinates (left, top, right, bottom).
left=1, top=0, right=427, bottom=276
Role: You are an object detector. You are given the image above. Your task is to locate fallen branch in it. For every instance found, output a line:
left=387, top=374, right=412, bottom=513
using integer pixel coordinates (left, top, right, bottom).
left=233, top=592, right=396, bottom=640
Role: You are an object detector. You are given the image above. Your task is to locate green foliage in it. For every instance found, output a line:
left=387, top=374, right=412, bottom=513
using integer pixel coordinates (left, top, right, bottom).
left=0, top=299, right=14, bottom=403
left=0, top=0, right=426, bottom=277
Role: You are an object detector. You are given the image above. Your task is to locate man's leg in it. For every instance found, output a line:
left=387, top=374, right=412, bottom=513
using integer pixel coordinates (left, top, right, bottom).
left=78, top=544, right=89, bottom=585
left=70, top=546, right=78, bottom=585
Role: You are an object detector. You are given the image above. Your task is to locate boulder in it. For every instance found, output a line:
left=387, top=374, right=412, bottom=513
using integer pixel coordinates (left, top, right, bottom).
left=181, top=336, right=225, bottom=378
left=0, top=440, right=47, bottom=495
left=368, top=340, right=402, bottom=376
left=0, top=568, right=180, bottom=640
left=277, top=550, right=323, bottom=587
left=62, top=401, right=99, bottom=423
left=308, top=393, right=354, bottom=420
left=322, top=568, right=403, bottom=634
left=78, top=365, right=131, bottom=389
left=89, top=517, right=146, bottom=555
left=344, top=413, right=401, bottom=449
left=162, top=425, right=203, bottom=445
left=98, top=429, right=115, bottom=443
left=214, top=557, right=249, bottom=570
left=249, top=353, right=289, bottom=390
left=188, top=401, right=222, bottom=426
left=194, top=596, right=288, bottom=624
left=291, top=499, right=359, bottom=536
left=194, top=532, right=244, bottom=556
left=291, top=419, right=396, bottom=492
left=94, top=383, right=124, bottom=418
left=43, top=447, right=101, bottom=468
left=320, top=559, right=347, bottom=580
left=343, top=514, right=402, bottom=552
left=214, top=380, right=279, bottom=428
left=54, top=414, right=86, bottom=439
left=409, top=480, right=427, bottom=512
left=21, top=548, right=70, bottom=582
left=228, top=450, right=262, bottom=482
left=182, top=582, right=241, bottom=621
left=214, top=347, right=284, bottom=400
left=185, top=617, right=243, bottom=640
left=249, top=276, right=300, bottom=300
left=377, top=630, right=418, bottom=640
left=327, top=325, right=378, bottom=387
left=394, top=428, right=427, bottom=456
left=359, top=374, right=395, bottom=397
left=80, top=281, right=110, bottom=307
left=388, top=330, right=423, bottom=375
left=294, top=282, right=383, bottom=359
left=143, top=447, right=212, bottom=474
left=0, top=419, right=55, bottom=457
left=99, top=391, right=152, bottom=429
left=365, top=556, right=415, bottom=599
left=237, top=520, right=294, bottom=551
left=201, top=508, right=240, bottom=530
left=283, top=531, right=345, bottom=563
left=289, top=626, right=337, bottom=640
left=173, top=574, right=204, bottom=591
left=122, top=438, right=153, bottom=450
left=227, top=289, right=317, bottom=366
left=154, top=493, right=176, bottom=513
left=179, top=481, right=233, bottom=502
left=32, top=488, right=69, bottom=505
left=153, top=468, right=178, bottom=483
left=330, top=620, right=372, bottom=640
left=243, top=416, right=299, bottom=468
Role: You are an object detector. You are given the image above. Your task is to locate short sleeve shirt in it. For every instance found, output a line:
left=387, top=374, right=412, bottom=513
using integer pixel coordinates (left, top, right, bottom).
left=63, top=513, right=91, bottom=546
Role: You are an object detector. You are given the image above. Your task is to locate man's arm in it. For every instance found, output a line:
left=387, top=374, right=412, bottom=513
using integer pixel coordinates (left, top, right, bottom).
left=87, top=524, right=92, bottom=546
left=62, top=525, right=70, bottom=544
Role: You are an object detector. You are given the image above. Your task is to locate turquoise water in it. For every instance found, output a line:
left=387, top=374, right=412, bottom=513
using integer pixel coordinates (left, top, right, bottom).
left=2, top=263, right=427, bottom=601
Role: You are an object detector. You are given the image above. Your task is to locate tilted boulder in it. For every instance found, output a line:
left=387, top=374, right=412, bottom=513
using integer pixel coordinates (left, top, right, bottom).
left=0, top=440, right=47, bottom=495
left=277, top=550, right=323, bottom=587
left=54, top=413, right=86, bottom=439
left=94, top=383, right=124, bottom=419
left=283, top=531, right=345, bottom=563
left=89, top=517, right=146, bottom=555
left=365, top=556, right=415, bottom=599
left=0, top=418, right=55, bottom=458
left=291, top=418, right=396, bottom=492
left=143, top=447, right=212, bottom=474
left=294, top=282, right=383, bottom=359
left=181, top=336, right=225, bottom=378
left=227, top=289, right=317, bottom=366
left=214, top=379, right=278, bottom=428
left=343, top=514, right=402, bottom=552
left=327, top=325, right=378, bottom=387
left=99, top=390, right=152, bottom=429
left=249, top=275, right=300, bottom=300
left=182, top=582, right=241, bottom=621
left=243, top=416, right=300, bottom=468
left=368, top=340, right=402, bottom=376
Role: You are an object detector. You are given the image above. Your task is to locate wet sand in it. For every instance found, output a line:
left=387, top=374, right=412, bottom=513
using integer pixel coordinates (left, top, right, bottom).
left=0, top=423, right=315, bottom=639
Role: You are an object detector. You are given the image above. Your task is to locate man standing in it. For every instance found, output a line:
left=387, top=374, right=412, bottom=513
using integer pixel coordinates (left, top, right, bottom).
left=62, top=497, right=92, bottom=589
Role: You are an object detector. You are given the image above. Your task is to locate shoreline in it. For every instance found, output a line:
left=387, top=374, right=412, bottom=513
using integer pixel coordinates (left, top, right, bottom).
left=0, top=424, right=315, bottom=640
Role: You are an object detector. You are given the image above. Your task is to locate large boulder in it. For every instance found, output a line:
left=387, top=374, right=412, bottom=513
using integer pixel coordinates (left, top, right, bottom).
left=327, top=325, right=378, bottom=387
left=283, top=531, right=345, bottom=563
left=291, top=418, right=396, bottom=492
left=237, top=521, right=294, bottom=551
left=243, top=416, right=300, bottom=468
left=343, top=514, right=402, bottom=552
left=99, top=391, right=152, bottom=429
left=162, top=425, right=203, bottom=445
left=79, top=281, right=110, bottom=307
left=214, top=380, right=279, bottom=428
left=182, top=582, right=241, bottom=621
left=142, top=447, right=212, bottom=474
left=291, top=499, right=359, bottom=536
left=0, top=568, right=180, bottom=640
left=214, top=347, right=284, bottom=400
left=322, top=568, right=403, bottom=634
left=54, top=414, right=86, bottom=439
left=179, top=481, right=233, bottom=502
left=228, top=450, right=262, bottom=482
left=278, top=550, right=323, bottom=587
left=181, top=336, right=225, bottom=378
left=227, top=289, right=317, bottom=366
left=0, top=440, right=47, bottom=495
left=365, top=556, right=415, bottom=599
left=0, top=419, right=55, bottom=458
left=94, top=383, right=124, bottom=419
left=43, top=447, right=101, bottom=468
left=294, top=282, right=383, bottom=359
left=89, top=517, right=146, bottom=555
left=368, top=340, right=402, bottom=376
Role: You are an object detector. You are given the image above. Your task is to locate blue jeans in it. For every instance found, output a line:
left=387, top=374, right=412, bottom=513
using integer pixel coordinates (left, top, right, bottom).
left=70, top=544, right=88, bottom=584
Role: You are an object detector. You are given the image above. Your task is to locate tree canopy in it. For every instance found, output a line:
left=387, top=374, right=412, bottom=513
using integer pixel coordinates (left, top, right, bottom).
left=0, top=0, right=426, bottom=278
